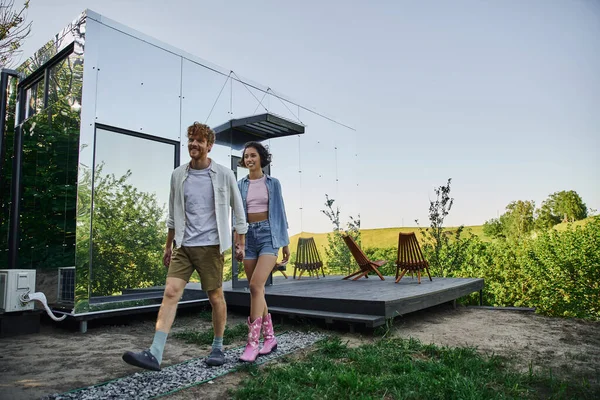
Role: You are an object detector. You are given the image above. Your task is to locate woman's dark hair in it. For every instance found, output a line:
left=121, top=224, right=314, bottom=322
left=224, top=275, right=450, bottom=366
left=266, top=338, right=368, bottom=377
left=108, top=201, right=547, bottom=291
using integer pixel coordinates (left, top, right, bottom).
left=238, top=141, right=272, bottom=168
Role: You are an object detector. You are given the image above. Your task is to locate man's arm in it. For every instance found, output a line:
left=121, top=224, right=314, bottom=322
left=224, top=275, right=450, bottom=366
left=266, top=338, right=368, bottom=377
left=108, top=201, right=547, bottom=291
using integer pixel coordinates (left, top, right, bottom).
left=164, top=172, right=176, bottom=267
left=167, top=172, right=175, bottom=231
left=230, top=172, right=248, bottom=236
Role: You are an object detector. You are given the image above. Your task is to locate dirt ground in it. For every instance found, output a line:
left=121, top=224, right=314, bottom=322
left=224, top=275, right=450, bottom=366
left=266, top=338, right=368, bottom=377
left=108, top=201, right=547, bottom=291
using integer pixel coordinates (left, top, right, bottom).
left=0, top=305, right=598, bottom=400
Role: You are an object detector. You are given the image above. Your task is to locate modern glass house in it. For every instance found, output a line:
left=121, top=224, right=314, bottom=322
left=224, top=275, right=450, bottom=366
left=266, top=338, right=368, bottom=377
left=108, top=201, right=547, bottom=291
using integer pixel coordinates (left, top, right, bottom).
left=0, top=10, right=358, bottom=328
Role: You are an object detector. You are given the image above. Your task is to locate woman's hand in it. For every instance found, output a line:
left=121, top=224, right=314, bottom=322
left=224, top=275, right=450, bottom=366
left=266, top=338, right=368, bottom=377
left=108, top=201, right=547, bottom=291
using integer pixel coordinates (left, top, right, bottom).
left=282, top=246, right=290, bottom=263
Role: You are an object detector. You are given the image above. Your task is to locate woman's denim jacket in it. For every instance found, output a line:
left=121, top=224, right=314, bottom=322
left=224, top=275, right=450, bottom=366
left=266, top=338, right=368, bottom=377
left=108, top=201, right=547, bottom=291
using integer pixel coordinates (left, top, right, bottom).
left=236, top=174, right=290, bottom=248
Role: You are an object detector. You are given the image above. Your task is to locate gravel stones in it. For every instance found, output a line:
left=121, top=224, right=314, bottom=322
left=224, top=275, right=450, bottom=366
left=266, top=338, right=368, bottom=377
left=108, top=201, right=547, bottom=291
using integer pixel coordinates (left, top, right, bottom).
left=42, top=331, right=325, bottom=400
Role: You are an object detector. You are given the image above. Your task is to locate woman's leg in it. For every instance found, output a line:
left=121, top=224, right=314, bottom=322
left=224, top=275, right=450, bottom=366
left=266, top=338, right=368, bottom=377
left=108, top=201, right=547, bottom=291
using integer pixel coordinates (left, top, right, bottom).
left=243, top=259, right=257, bottom=282
left=248, top=254, right=277, bottom=321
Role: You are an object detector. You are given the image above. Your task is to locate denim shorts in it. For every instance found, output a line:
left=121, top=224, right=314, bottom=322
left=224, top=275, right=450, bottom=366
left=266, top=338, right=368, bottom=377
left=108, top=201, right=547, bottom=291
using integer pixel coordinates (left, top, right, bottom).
left=245, top=220, right=279, bottom=259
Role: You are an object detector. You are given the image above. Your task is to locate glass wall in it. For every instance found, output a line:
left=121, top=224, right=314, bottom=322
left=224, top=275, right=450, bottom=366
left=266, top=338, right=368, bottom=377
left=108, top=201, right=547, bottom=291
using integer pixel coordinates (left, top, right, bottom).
left=6, top=14, right=358, bottom=313
left=0, top=76, right=18, bottom=268
left=89, top=127, right=176, bottom=302
left=16, top=50, right=83, bottom=302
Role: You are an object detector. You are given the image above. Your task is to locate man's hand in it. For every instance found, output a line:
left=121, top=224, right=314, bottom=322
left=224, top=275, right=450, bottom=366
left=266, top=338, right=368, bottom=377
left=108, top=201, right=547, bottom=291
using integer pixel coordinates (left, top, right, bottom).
left=163, top=248, right=172, bottom=268
left=282, top=246, right=290, bottom=263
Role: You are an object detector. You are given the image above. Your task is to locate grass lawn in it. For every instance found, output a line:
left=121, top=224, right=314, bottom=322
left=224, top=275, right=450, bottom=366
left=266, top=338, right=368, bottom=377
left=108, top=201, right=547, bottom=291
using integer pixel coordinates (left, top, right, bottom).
left=231, top=336, right=598, bottom=400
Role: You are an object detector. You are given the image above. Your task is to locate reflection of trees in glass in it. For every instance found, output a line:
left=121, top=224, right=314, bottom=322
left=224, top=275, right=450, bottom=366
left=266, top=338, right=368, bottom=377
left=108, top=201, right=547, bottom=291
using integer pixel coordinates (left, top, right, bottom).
left=0, top=77, right=18, bottom=267
left=4, top=48, right=83, bottom=272
left=89, top=163, right=167, bottom=297
left=17, top=98, right=80, bottom=270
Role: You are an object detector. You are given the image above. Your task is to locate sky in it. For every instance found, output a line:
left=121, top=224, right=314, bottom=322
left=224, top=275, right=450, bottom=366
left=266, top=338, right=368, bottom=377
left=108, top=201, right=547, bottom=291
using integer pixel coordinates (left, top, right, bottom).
left=16, top=0, right=600, bottom=230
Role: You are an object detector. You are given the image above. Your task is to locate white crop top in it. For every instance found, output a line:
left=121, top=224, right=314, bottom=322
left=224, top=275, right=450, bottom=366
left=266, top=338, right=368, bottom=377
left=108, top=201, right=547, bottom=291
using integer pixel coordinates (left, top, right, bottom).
left=246, top=175, right=269, bottom=213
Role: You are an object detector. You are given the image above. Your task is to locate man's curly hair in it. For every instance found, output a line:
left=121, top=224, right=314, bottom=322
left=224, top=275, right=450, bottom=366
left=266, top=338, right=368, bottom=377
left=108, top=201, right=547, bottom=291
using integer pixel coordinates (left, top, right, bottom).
left=187, top=122, right=215, bottom=145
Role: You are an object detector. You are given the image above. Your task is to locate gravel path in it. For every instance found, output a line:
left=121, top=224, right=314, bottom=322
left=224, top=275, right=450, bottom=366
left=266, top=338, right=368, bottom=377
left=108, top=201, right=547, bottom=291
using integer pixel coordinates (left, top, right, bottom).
left=41, top=331, right=325, bottom=400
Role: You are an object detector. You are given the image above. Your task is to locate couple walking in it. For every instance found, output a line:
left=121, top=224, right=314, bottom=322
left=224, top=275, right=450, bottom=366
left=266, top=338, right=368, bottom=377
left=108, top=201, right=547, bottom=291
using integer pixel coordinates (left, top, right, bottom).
left=122, top=122, right=289, bottom=370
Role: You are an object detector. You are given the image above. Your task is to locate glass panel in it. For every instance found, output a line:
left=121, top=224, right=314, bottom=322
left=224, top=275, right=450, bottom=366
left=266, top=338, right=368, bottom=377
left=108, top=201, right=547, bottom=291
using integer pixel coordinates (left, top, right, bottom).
left=17, top=11, right=86, bottom=80
left=0, top=76, right=18, bottom=267
left=93, top=22, right=182, bottom=141
left=48, top=53, right=84, bottom=109
left=25, top=78, right=45, bottom=120
left=17, top=97, right=80, bottom=302
left=90, top=128, right=175, bottom=300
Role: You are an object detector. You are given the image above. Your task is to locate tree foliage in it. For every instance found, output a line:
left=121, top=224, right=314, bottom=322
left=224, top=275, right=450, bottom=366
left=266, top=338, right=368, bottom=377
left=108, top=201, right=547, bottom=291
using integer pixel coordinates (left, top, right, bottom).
left=485, top=190, right=588, bottom=239
left=87, top=165, right=167, bottom=297
left=500, top=200, right=535, bottom=241
left=545, top=190, right=587, bottom=223
left=0, top=0, right=31, bottom=68
left=452, top=217, right=600, bottom=320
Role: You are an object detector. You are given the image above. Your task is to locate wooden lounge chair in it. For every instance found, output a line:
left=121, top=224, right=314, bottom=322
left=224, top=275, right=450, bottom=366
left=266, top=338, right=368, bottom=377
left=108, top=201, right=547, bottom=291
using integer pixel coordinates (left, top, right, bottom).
left=342, top=235, right=385, bottom=281
left=395, top=232, right=432, bottom=284
left=273, top=261, right=289, bottom=279
left=293, top=237, right=325, bottom=279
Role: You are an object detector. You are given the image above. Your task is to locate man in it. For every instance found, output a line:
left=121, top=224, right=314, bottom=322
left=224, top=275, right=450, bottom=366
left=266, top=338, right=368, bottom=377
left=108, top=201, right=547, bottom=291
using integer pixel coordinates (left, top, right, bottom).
left=123, top=122, right=247, bottom=370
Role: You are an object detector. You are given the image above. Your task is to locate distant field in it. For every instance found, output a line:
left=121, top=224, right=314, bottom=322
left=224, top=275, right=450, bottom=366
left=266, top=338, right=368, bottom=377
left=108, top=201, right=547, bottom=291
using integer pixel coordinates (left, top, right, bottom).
left=288, top=225, right=487, bottom=258
left=283, top=217, right=597, bottom=263
left=552, top=216, right=597, bottom=231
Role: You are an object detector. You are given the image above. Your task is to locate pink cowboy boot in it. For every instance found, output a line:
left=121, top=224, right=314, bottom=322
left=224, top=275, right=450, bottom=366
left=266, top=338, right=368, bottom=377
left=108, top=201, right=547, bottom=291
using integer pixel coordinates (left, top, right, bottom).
left=239, top=316, right=262, bottom=362
left=259, top=313, right=277, bottom=355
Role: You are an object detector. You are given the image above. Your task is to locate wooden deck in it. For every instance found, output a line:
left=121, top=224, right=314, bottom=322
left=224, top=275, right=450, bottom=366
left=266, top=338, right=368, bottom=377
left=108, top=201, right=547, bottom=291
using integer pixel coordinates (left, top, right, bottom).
left=223, top=275, right=484, bottom=328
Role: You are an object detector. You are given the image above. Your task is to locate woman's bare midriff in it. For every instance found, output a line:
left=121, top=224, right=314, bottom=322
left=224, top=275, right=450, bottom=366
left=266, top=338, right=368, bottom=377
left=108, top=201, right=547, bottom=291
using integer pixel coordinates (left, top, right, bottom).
left=247, top=212, right=268, bottom=223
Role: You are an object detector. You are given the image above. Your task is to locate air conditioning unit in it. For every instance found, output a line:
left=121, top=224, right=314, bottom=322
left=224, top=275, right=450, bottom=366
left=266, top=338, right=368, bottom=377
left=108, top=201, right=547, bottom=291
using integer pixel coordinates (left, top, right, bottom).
left=58, top=267, right=75, bottom=303
left=0, top=269, right=36, bottom=313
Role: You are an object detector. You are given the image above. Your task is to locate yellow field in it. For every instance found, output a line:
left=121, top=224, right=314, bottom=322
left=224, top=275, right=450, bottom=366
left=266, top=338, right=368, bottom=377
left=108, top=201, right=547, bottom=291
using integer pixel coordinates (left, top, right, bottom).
left=552, top=216, right=597, bottom=231
left=287, top=225, right=487, bottom=260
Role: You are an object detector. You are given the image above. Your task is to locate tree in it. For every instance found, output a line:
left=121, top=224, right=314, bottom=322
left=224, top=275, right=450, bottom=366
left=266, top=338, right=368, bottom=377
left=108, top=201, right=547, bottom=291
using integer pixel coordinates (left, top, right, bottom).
left=534, top=202, right=561, bottom=231
left=86, top=164, right=167, bottom=297
left=500, top=200, right=535, bottom=240
left=321, top=194, right=360, bottom=275
left=483, top=217, right=504, bottom=239
left=484, top=200, right=535, bottom=241
left=0, top=0, right=32, bottom=68
left=546, top=190, right=587, bottom=223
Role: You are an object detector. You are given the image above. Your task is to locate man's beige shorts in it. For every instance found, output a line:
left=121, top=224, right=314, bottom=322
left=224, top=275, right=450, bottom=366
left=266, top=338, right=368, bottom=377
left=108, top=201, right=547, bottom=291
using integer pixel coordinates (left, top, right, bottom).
left=167, top=245, right=224, bottom=292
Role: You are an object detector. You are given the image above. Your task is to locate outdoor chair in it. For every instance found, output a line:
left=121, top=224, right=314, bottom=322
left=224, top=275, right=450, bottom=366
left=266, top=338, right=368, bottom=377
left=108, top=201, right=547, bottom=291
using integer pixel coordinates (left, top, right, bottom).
left=293, top=237, right=325, bottom=279
left=395, top=232, right=432, bottom=284
left=342, top=235, right=385, bottom=281
left=273, top=261, right=289, bottom=279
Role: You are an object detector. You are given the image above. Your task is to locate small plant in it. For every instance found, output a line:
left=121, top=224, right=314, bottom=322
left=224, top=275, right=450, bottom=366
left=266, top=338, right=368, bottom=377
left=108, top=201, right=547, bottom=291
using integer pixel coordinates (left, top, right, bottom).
left=321, top=194, right=360, bottom=275
left=417, top=178, right=473, bottom=277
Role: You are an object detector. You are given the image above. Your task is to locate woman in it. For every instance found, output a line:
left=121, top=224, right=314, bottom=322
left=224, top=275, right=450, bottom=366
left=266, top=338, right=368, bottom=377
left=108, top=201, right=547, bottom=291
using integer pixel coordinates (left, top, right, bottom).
left=234, top=141, right=290, bottom=362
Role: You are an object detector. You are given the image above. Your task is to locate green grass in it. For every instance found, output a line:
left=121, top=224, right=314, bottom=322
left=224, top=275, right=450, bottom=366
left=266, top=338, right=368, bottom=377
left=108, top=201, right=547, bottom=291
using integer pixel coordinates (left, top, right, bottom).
left=173, top=323, right=248, bottom=346
left=231, top=336, right=598, bottom=400
left=552, top=216, right=598, bottom=232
